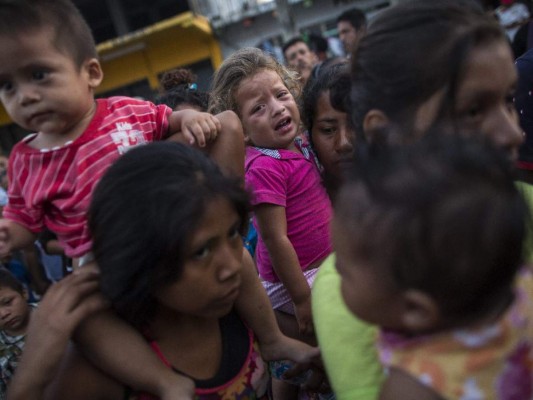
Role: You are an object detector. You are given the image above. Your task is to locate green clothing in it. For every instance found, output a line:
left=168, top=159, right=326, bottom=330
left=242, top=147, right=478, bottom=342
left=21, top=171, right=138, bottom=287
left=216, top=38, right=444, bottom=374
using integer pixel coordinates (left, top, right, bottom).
left=312, top=254, right=383, bottom=400
left=517, top=181, right=533, bottom=263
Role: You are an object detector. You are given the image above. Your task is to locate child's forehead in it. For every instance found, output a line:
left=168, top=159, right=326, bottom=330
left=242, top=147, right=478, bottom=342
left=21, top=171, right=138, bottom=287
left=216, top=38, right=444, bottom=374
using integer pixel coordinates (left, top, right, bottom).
left=0, top=286, right=23, bottom=297
left=0, top=25, right=60, bottom=55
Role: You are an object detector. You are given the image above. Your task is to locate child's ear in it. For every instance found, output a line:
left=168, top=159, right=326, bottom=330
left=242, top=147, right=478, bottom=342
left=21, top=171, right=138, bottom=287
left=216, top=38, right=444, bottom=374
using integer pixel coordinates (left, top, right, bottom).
left=399, top=289, right=440, bottom=333
left=362, top=109, right=389, bottom=142
left=22, top=288, right=29, bottom=301
left=244, top=134, right=252, bottom=145
left=84, top=58, right=104, bottom=89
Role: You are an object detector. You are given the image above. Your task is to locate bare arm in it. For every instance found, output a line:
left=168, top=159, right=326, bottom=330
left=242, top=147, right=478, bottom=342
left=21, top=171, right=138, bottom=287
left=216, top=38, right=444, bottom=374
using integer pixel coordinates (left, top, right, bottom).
left=74, top=301, right=194, bottom=399
left=254, top=204, right=313, bottom=336
left=235, top=249, right=320, bottom=362
left=206, top=110, right=245, bottom=180
left=0, top=219, right=36, bottom=257
left=380, top=368, right=444, bottom=400
left=167, top=110, right=245, bottom=180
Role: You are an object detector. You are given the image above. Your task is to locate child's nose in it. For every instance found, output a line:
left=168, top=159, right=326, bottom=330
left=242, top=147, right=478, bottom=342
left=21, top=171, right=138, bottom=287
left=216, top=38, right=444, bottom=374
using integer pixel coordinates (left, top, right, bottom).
left=272, top=101, right=286, bottom=116
left=217, top=245, right=242, bottom=282
left=18, top=84, right=40, bottom=105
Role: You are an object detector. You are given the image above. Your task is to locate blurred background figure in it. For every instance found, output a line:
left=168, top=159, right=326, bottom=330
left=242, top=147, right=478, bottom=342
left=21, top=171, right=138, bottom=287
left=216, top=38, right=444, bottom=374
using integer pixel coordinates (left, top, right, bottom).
left=156, top=68, right=209, bottom=112
left=495, top=0, right=530, bottom=43
left=282, top=36, right=319, bottom=85
left=336, top=8, right=367, bottom=57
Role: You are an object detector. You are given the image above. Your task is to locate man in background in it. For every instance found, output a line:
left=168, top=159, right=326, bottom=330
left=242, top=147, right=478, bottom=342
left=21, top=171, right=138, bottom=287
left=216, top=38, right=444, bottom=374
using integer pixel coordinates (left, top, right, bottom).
left=336, top=8, right=367, bottom=56
left=282, top=37, right=319, bottom=84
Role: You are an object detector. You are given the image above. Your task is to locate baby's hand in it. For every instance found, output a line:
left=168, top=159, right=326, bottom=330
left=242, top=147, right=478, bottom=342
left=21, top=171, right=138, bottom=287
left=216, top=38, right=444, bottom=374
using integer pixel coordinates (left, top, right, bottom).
left=259, top=334, right=320, bottom=365
left=159, top=373, right=195, bottom=400
left=179, top=109, right=222, bottom=147
left=294, top=296, right=314, bottom=336
left=32, top=265, right=108, bottom=349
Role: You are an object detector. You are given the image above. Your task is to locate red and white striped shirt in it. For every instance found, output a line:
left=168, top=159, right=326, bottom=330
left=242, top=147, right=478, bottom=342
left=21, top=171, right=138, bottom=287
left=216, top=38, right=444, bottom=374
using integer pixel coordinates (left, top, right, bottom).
left=3, top=96, right=172, bottom=257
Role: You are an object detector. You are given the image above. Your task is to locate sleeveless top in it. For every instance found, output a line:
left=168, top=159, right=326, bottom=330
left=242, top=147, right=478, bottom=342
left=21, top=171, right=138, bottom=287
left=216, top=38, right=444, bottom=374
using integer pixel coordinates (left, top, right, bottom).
left=127, top=312, right=270, bottom=400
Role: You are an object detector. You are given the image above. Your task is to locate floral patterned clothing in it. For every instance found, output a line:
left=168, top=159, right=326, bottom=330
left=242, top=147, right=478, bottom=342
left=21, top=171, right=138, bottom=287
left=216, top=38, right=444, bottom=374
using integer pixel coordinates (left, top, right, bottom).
left=379, top=269, right=533, bottom=400
left=0, top=303, right=36, bottom=400
left=130, top=311, right=270, bottom=400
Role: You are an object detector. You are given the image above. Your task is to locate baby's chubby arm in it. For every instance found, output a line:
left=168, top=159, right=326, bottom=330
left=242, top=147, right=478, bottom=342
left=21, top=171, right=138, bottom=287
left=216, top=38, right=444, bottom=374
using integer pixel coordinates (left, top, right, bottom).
left=74, top=264, right=195, bottom=399
left=0, top=219, right=36, bottom=257
left=168, top=110, right=245, bottom=180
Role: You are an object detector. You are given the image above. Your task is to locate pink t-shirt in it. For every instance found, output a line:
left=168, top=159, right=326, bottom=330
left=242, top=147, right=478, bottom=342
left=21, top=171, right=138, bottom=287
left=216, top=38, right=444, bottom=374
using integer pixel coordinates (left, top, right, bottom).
left=4, top=97, right=172, bottom=257
left=245, top=138, right=332, bottom=282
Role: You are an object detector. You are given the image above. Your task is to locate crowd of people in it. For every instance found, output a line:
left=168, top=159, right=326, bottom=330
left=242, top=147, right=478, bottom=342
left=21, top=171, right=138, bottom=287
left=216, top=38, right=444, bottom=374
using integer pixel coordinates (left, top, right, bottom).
left=0, top=0, right=532, bottom=399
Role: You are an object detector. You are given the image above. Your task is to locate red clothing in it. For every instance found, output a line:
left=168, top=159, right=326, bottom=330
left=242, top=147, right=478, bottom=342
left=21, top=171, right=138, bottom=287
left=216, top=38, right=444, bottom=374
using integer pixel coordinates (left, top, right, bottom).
left=3, top=97, right=172, bottom=257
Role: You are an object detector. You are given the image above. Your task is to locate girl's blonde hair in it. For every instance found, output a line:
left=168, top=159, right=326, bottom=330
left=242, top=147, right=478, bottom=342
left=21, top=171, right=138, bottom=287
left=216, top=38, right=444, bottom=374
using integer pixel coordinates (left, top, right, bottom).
left=209, top=47, right=301, bottom=115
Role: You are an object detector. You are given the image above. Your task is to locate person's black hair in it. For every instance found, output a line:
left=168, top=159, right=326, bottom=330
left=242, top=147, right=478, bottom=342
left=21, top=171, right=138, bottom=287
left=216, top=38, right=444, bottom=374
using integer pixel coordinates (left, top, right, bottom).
left=0, top=0, right=97, bottom=67
left=336, top=8, right=367, bottom=31
left=308, top=33, right=329, bottom=55
left=337, top=132, right=528, bottom=323
left=156, top=68, right=209, bottom=112
left=282, top=36, right=309, bottom=58
left=0, top=268, right=24, bottom=294
left=350, top=0, right=505, bottom=143
left=89, top=142, right=250, bottom=329
left=302, top=63, right=351, bottom=134
left=309, top=56, right=348, bottom=82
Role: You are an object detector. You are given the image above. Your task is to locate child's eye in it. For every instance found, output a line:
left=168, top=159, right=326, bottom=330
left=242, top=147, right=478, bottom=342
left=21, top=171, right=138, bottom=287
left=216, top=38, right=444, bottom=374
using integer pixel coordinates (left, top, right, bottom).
left=1, top=298, right=13, bottom=306
left=0, top=81, right=13, bottom=93
left=465, top=103, right=482, bottom=119
left=252, top=104, right=265, bottom=114
left=228, top=225, right=240, bottom=240
left=193, top=245, right=210, bottom=260
left=32, top=70, right=49, bottom=81
left=319, top=126, right=336, bottom=135
left=277, top=91, right=289, bottom=99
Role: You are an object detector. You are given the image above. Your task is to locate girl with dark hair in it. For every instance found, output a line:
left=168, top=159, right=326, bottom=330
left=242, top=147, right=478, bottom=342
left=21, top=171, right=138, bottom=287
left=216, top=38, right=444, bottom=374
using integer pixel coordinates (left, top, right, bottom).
left=302, top=63, right=353, bottom=200
left=9, top=143, right=299, bottom=399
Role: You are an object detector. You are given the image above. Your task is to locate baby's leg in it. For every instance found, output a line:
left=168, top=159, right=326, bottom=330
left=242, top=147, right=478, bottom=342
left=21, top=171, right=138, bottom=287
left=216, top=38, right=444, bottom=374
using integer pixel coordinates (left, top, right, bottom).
left=74, top=292, right=194, bottom=399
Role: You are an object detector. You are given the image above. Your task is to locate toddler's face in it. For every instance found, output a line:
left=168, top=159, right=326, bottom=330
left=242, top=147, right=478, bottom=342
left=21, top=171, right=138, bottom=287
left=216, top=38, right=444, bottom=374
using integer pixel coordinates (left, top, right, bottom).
left=155, top=197, right=244, bottom=319
left=236, top=70, right=300, bottom=151
left=0, top=286, right=30, bottom=336
left=0, top=27, right=100, bottom=138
